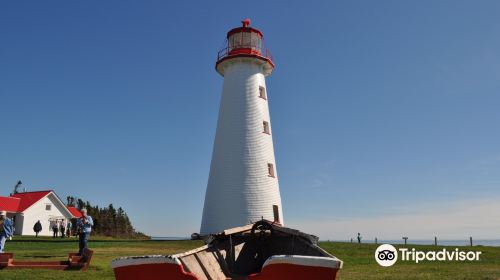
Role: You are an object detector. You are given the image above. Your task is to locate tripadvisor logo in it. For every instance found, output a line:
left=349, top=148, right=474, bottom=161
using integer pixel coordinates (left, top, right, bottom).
left=375, top=244, right=482, bottom=267
left=375, top=244, right=398, bottom=267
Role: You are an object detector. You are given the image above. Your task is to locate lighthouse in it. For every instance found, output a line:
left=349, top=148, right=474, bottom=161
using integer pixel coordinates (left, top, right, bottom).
left=200, top=19, right=284, bottom=235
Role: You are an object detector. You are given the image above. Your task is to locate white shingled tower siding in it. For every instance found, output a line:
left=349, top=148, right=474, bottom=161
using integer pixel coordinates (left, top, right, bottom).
left=200, top=57, right=283, bottom=235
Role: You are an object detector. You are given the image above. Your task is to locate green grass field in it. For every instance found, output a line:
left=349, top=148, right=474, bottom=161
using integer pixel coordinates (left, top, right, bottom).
left=1, top=237, right=499, bottom=279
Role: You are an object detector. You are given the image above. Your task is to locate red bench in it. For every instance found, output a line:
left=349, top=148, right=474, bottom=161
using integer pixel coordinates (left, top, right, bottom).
left=0, top=249, right=93, bottom=270
left=68, top=248, right=94, bottom=270
left=0, top=253, right=13, bottom=267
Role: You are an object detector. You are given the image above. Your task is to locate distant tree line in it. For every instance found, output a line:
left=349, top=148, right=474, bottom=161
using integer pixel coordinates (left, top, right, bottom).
left=66, top=196, right=148, bottom=239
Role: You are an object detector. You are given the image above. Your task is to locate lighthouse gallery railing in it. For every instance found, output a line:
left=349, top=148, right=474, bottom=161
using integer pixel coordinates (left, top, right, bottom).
left=217, top=46, right=273, bottom=62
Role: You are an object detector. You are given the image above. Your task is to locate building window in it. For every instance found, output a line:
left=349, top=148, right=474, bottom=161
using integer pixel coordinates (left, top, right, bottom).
left=263, top=121, right=270, bottom=134
left=46, top=204, right=52, bottom=211
left=273, top=205, right=280, bottom=223
left=267, top=163, right=275, bottom=178
left=259, top=86, right=267, bottom=100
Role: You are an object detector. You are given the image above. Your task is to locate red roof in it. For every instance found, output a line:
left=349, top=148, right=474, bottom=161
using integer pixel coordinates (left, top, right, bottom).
left=0, top=196, right=21, bottom=212
left=67, top=206, right=82, bottom=218
left=11, top=190, right=52, bottom=212
left=2, top=190, right=77, bottom=217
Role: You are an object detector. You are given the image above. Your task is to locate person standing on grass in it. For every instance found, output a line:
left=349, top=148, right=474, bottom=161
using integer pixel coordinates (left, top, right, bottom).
left=60, top=221, right=66, bottom=238
left=66, top=220, right=72, bottom=238
left=33, top=220, right=42, bottom=237
left=76, top=208, right=93, bottom=255
left=0, top=211, right=14, bottom=253
left=52, top=221, right=59, bottom=238
left=357, top=232, right=362, bottom=244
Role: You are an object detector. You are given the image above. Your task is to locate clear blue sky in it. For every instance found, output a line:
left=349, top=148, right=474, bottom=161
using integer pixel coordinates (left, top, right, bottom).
left=1, top=1, right=499, bottom=239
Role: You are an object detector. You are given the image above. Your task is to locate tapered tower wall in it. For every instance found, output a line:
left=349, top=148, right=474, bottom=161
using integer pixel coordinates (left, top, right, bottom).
left=201, top=21, right=283, bottom=235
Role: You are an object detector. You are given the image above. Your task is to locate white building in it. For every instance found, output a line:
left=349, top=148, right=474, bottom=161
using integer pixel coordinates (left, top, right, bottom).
left=0, top=190, right=80, bottom=236
left=200, top=19, right=284, bottom=234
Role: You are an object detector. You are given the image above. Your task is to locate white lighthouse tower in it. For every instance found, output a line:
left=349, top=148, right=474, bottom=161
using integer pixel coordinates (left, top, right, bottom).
left=201, top=19, right=283, bottom=235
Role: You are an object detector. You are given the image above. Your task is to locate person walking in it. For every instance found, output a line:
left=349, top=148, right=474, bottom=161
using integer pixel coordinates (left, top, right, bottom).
left=76, top=208, right=93, bottom=256
left=0, top=211, right=14, bottom=253
left=33, top=220, right=42, bottom=237
left=52, top=221, right=59, bottom=238
left=60, top=222, right=66, bottom=238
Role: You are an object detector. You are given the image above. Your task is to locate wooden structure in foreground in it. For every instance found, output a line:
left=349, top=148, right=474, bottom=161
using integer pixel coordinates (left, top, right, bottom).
left=112, top=221, right=343, bottom=280
left=0, top=248, right=93, bottom=270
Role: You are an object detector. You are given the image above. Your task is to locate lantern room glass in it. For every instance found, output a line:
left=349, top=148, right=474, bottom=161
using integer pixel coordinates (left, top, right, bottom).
left=228, top=32, right=262, bottom=53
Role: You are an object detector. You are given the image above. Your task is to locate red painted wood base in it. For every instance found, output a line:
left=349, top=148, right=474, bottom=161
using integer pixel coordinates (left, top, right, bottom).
left=249, top=263, right=339, bottom=280
left=114, top=263, right=199, bottom=280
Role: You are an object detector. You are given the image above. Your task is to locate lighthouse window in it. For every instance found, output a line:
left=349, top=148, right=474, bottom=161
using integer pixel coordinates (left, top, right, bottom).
left=263, top=121, right=270, bottom=134
left=267, top=163, right=275, bottom=178
left=259, top=86, right=267, bottom=99
left=46, top=204, right=52, bottom=211
left=273, top=205, right=280, bottom=223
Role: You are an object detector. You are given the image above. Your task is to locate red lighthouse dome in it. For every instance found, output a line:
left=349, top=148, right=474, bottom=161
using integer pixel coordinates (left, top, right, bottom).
left=216, top=19, right=274, bottom=76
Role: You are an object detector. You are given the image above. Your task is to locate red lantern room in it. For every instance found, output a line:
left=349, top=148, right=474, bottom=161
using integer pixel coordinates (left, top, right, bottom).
left=216, top=19, right=274, bottom=76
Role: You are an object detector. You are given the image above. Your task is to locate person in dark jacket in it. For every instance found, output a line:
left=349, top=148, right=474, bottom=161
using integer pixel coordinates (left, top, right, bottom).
left=60, top=222, right=65, bottom=238
left=33, top=220, right=42, bottom=237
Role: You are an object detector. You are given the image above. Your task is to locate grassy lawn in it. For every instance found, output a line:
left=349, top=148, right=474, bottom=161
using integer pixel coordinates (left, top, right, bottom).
left=1, top=237, right=203, bottom=280
left=0, top=237, right=499, bottom=279
left=321, top=242, right=500, bottom=280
